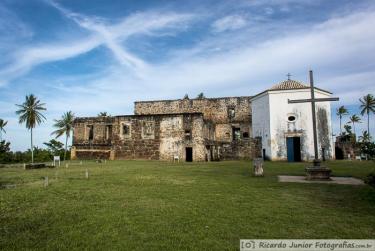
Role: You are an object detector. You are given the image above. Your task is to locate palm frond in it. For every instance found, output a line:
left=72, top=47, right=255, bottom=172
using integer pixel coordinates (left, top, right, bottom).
left=15, top=94, right=47, bottom=129
left=52, top=111, right=75, bottom=139
left=0, top=119, right=7, bottom=133
left=359, top=94, right=375, bottom=115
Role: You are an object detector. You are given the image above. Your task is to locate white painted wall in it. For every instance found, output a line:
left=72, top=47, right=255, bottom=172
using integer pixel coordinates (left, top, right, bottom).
left=251, top=93, right=271, bottom=159
left=252, top=88, right=333, bottom=161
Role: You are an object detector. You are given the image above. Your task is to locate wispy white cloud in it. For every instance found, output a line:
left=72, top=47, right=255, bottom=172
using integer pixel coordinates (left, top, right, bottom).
left=211, top=14, right=247, bottom=33
left=0, top=4, right=33, bottom=69
left=49, top=1, right=190, bottom=72
left=0, top=2, right=194, bottom=85
left=0, top=37, right=101, bottom=84
left=44, top=9, right=375, bottom=113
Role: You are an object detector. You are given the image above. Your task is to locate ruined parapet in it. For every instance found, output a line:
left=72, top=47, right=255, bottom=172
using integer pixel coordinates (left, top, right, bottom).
left=134, top=96, right=252, bottom=125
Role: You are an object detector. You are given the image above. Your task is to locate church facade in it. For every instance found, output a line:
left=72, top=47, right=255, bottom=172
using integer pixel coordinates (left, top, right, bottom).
left=251, top=80, right=333, bottom=161
left=71, top=79, right=334, bottom=162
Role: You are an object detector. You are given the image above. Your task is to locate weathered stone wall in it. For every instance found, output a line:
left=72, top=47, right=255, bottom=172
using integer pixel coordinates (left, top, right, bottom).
left=111, top=115, right=161, bottom=160
left=135, top=97, right=251, bottom=122
left=72, top=116, right=114, bottom=160
left=134, top=97, right=252, bottom=141
left=72, top=113, right=210, bottom=161
left=159, top=116, right=184, bottom=161
left=73, top=116, right=114, bottom=145
left=218, top=137, right=262, bottom=160
left=335, top=136, right=359, bottom=160
left=75, top=149, right=111, bottom=160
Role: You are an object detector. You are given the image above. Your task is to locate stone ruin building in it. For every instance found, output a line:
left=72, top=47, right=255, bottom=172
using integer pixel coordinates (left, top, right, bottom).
left=71, top=96, right=262, bottom=161
left=334, top=135, right=360, bottom=160
left=71, top=79, right=336, bottom=162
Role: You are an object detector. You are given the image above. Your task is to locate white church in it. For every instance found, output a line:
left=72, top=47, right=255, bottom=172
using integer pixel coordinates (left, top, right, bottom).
left=251, top=79, right=334, bottom=161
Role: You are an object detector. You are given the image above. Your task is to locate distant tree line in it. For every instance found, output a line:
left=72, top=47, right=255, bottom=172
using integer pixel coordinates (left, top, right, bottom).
left=336, top=94, right=375, bottom=138
left=336, top=93, right=375, bottom=158
left=0, top=139, right=69, bottom=164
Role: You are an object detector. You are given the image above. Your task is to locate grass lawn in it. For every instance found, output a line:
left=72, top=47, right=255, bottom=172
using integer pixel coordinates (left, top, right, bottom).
left=1, top=160, right=374, bottom=250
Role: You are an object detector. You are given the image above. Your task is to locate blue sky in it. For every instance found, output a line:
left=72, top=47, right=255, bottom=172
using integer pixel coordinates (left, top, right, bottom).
left=0, top=0, right=375, bottom=151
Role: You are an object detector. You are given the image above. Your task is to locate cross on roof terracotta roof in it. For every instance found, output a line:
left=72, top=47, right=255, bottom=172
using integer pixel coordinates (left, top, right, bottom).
left=269, top=79, right=309, bottom=91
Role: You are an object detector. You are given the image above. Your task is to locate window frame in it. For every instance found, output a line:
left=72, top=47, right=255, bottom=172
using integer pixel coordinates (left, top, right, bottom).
left=121, top=122, right=131, bottom=139
left=87, top=125, right=94, bottom=141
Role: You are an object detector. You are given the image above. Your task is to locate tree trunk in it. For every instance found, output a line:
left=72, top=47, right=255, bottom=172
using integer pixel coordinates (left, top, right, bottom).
left=352, top=121, right=356, bottom=140
left=64, top=133, right=68, bottom=161
left=339, top=115, right=342, bottom=135
left=31, top=128, right=34, bottom=164
left=368, top=111, right=370, bottom=137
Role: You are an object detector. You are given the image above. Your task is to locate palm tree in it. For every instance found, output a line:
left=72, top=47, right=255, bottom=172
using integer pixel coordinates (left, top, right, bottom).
left=359, top=94, right=375, bottom=137
left=348, top=114, right=361, bottom=138
left=0, top=119, right=7, bottom=141
left=51, top=111, right=75, bottom=161
left=336, top=105, right=348, bottom=135
left=15, top=94, right=46, bottom=163
left=359, top=130, right=371, bottom=143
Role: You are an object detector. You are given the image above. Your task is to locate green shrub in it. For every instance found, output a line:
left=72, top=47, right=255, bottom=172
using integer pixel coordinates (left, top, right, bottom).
left=358, top=141, right=375, bottom=159
left=364, top=172, right=375, bottom=188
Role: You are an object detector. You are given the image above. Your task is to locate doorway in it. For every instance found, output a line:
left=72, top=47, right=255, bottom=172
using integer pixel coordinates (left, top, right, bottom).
left=262, top=149, right=266, bottom=160
left=335, top=147, right=344, bottom=160
left=186, top=147, right=193, bottom=162
left=286, top=137, right=301, bottom=162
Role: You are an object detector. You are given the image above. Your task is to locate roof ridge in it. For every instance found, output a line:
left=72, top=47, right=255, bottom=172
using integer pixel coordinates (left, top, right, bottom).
left=269, top=79, right=309, bottom=91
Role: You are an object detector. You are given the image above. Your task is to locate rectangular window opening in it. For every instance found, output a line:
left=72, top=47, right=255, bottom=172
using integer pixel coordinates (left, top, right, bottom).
left=87, top=125, right=94, bottom=140
left=122, top=124, right=130, bottom=137
left=185, top=130, right=191, bottom=140
left=228, top=107, right=235, bottom=120
left=233, top=127, right=241, bottom=141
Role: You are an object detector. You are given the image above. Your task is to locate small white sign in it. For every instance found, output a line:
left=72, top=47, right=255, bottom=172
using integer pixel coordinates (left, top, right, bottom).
left=53, top=156, right=61, bottom=167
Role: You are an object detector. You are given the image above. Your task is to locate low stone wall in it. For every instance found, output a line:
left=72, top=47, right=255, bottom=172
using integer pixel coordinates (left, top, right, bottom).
left=218, top=138, right=261, bottom=160
left=114, top=140, right=160, bottom=160
left=75, top=150, right=111, bottom=160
